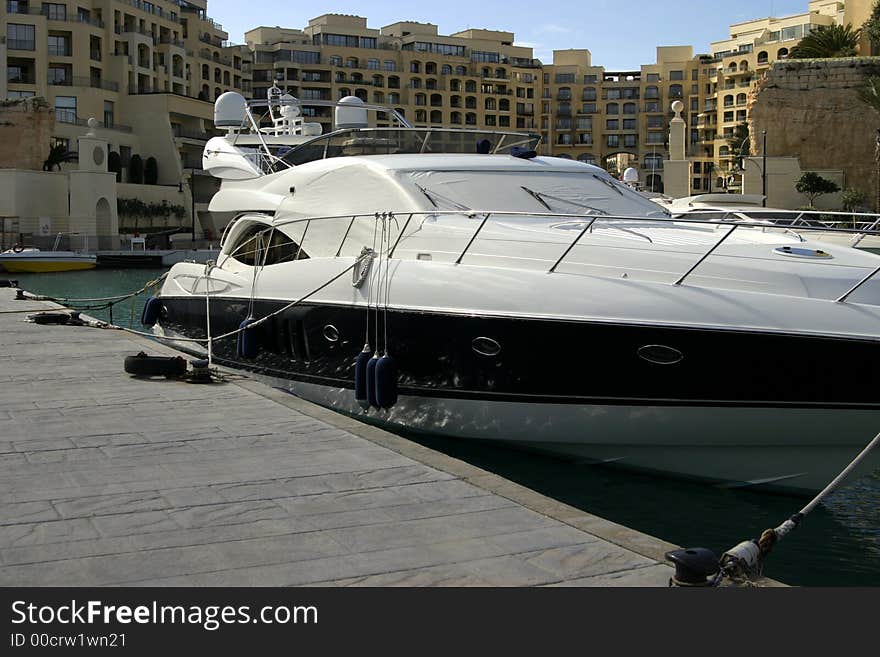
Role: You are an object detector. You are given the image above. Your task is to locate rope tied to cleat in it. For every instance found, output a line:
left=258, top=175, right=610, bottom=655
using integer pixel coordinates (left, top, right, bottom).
left=666, top=429, right=880, bottom=587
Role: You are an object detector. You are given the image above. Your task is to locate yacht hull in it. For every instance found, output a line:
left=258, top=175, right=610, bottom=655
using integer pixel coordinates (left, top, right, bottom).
left=276, top=378, right=880, bottom=495
left=157, top=294, right=880, bottom=495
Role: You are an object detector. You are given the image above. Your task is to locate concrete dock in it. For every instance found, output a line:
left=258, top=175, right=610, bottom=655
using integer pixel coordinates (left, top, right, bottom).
left=0, top=287, right=719, bottom=586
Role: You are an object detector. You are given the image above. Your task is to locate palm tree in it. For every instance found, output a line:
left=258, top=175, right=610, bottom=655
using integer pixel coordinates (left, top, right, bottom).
left=858, top=77, right=880, bottom=213
left=789, top=24, right=861, bottom=59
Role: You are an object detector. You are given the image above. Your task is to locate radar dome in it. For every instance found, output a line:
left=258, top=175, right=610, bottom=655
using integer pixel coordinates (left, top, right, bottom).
left=214, top=92, right=248, bottom=129
left=622, top=167, right=639, bottom=184
left=335, top=96, right=368, bottom=130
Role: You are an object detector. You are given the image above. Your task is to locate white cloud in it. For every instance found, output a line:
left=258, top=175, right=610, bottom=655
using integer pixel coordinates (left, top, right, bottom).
left=539, top=24, right=571, bottom=34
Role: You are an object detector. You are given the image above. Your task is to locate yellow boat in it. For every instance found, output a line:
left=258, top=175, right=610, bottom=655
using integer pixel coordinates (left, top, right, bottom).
left=0, top=248, right=96, bottom=273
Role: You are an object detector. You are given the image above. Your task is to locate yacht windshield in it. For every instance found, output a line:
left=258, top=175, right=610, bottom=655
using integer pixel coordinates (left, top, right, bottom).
left=280, top=128, right=541, bottom=167
left=404, top=170, right=671, bottom=217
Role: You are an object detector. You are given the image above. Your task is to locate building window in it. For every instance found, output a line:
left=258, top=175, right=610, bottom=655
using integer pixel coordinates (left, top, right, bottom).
left=647, top=115, right=664, bottom=128
left=606, top=135, right=619, bottom=148
left=554, top=73, right=575, bottom=83
left=42, top=3, right=67, bottom=20
left=48, top=65, right=69, bottom=85
left=48, top=34, right=71, bottom=56
left=781, top=25, right=803, bottom=41
left=646, top=73, right=660, bottom=82
left=624, top=135, right=637, bottom=148
left=54, top=95, right=76, bottom=123
left=645, top=86, right=659, bottom=99
left=471, top=51, right=500, bottom=63
left=623, top=119, right=636, bottom=130
left=606, top=119, right=619, bottom=130
left=644, top=154, right=663, bottom=170
left=606, top=103, right=619, bottom=115
left=293, top=51, right=320, bottom=64
left=669, top=84, right=683, bottom=98
left=7, top=90, right=35, bottom=98
left=103, top=101, right=114, bottom=127
left=583, top=87, right=596, bottom=101
left=670, top=70, right=684, bottom=81
left=645, top=101, right=660, bottom=113
left=367, top=59, right=380, bottom=70
left=584, top=74, right=598, bottom=84
left=322, top=33, right=359, bottom=47
left=7, top=23, right=35, bottom=50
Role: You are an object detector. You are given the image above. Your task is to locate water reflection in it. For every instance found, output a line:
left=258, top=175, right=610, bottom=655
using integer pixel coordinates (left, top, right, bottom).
left=402, top=432, right=880, bottom=586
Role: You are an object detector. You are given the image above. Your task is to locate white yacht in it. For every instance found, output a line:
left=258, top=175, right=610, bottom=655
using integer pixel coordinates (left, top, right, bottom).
left=151, top=89, right=880, bottom=494
left=665, top=194, right=880, bottom=253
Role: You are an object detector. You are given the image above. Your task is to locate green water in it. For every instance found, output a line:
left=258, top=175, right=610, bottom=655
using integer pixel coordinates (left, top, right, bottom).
left=10, top=268, right=880, bottom=586
left=9, top=267, right=167, bottom=326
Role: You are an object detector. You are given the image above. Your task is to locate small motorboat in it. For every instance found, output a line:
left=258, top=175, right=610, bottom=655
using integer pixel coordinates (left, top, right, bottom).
left=0, top=234, right=96, bottom=273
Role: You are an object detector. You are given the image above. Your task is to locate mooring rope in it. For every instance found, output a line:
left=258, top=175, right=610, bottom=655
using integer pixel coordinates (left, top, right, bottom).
left=716, top=429, right=880, bottom=585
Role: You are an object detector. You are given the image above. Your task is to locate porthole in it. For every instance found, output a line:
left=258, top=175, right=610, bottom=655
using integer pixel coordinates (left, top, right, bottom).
left=638, top=344, right=683, bottom=365
left=323, top=324, right=340, bottom=342
left=472, top=336, right=501, bottom=357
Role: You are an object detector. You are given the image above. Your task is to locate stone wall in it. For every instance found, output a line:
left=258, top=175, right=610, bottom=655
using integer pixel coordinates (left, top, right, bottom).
left=748, top=58, right=880, bottom=210
left=0, top=98, right=55, bottom=171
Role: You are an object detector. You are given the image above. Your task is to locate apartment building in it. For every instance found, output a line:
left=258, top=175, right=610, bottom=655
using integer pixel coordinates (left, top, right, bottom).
left=245, top=15, right=541, bottom=135
left=3, top=0, right=876, bottom=200
left=2, top=0, right=251, bottom=183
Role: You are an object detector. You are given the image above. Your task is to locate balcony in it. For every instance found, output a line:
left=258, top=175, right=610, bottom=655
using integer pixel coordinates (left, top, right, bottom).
left=72, top=76, right=119, bottom=92
left=7, top=39, right=36, bottom=51
left=173, top=128, right=213, bottom=141
left=8, top=7, right=104, bottom=27
left=557, top=92, right=572, bottom=101
left=8, top=74, right=36, bottom=84
left=159, top=37, right=186, bottom=49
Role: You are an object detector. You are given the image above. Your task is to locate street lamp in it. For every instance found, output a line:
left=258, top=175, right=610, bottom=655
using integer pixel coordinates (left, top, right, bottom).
left=190, top=168, right=197, bottom=244
left=737, top=130, right=767, bottom=205
left=761, top=129, right=767, bottom=207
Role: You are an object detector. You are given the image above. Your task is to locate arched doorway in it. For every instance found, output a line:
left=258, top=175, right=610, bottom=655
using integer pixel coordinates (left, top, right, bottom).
left=645, top=174, right=664, bottom=193
left=603, top=152, right=638, bottom=179
left=96, top=197, right=112, bottom=249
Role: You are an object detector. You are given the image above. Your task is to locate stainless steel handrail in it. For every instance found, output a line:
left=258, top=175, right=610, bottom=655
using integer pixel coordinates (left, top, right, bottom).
left=225, top=209, right=880, bottom=304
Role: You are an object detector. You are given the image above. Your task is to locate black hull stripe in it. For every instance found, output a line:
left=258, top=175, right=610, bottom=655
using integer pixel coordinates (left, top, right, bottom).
left=158, top=295, right=880, bottom=409
left=204, top=353, right=880, bottom=410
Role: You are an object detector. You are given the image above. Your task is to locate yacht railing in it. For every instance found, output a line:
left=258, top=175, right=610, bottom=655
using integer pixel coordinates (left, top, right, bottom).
left=222, top=210, right=880, bottom=305
left=678, top=208, right=880, bottom=247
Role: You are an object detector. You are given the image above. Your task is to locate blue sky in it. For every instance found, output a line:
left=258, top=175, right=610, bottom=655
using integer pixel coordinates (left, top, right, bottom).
left=208, top=0, right=812, bottom=69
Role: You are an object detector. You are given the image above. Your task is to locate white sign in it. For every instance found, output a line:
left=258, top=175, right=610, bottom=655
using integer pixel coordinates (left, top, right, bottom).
left=38, top=217, right=52, bottom=236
